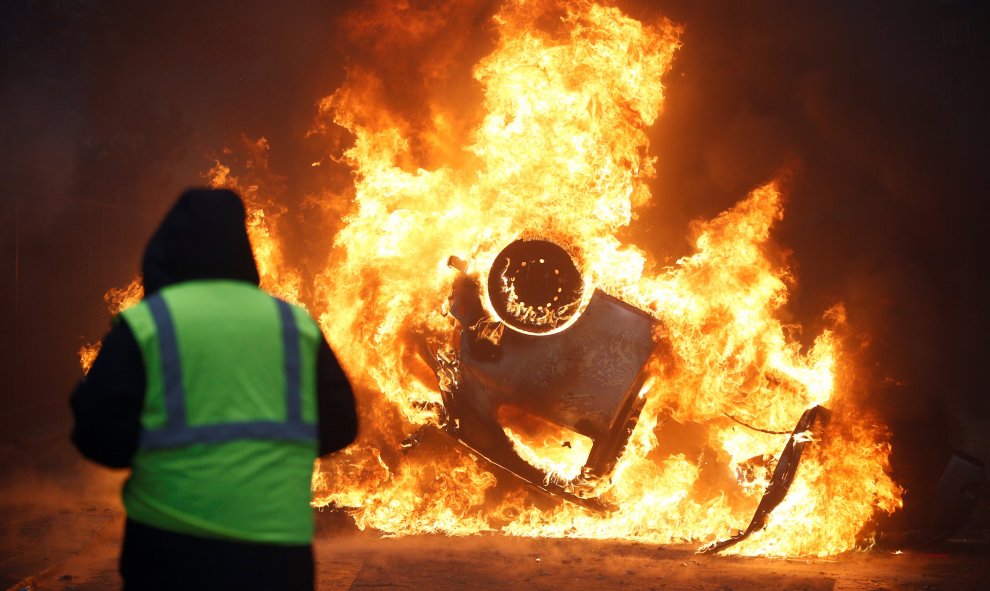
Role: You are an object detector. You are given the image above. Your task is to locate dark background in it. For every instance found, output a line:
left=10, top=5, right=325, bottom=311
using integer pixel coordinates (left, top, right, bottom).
left=1, top=0, right=988, bottom=517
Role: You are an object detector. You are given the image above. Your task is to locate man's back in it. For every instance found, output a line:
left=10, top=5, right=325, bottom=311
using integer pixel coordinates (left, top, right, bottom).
left=70, top=189, right=357, bottom=590
left=122, top=279, right=321, bottom=544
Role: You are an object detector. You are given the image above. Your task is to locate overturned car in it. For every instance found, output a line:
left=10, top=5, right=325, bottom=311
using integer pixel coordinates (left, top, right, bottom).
left=436, top=238, right=661, bottom=510
left=416, top=238, right=982, bottom=553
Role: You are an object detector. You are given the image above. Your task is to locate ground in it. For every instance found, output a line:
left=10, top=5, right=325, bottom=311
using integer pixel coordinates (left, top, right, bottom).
left=3, top=439, right=988, bottom=591
left=3, top=503, right=989, bottom=591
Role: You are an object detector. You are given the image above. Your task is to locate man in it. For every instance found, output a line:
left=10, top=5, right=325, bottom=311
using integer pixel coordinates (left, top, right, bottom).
left=71, top=188, right=357, bottom=590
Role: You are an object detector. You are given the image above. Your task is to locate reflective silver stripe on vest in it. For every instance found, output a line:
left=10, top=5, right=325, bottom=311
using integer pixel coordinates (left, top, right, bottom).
left=276, top=299, right=302, bottom=423
left=141, top=421, right=317, bottom=448
left=147, top=294, right=186, bottom=429
left=140, top=294, right=315, bottom=449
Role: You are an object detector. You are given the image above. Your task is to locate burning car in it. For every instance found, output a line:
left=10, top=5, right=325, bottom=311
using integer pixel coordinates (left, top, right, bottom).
left=426, top=238, right=842, bottom=552
left=435, top=238, right=662, bottom=509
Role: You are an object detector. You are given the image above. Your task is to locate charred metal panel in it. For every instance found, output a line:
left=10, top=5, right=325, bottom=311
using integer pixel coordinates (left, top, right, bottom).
left=460, top=289, right=656, bottom=443
left=699, top=405, right=831, bottom=554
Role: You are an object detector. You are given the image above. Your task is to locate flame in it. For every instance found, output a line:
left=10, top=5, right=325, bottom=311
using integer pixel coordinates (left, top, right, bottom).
left=79, top=278, right=143, bottom=374
left=82, top=0, right=902, bottom=555
left=207, top=142, right=303, bottom=305
left=499, top=406, right=595, bottom=483
left=79, top=142, right=300, bottom=374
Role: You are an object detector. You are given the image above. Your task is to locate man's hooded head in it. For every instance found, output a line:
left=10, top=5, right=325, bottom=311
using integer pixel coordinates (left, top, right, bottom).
left=142, top=189, right=260, bottom=294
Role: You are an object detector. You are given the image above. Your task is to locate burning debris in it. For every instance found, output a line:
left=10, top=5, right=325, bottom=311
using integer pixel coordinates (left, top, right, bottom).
left=701, top=406, right=831, bottom=553
left=430, top=241, right=863, bottom=555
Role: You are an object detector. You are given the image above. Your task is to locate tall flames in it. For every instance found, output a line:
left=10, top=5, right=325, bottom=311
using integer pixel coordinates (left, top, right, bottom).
left=83, top=0, right=902, bottom=556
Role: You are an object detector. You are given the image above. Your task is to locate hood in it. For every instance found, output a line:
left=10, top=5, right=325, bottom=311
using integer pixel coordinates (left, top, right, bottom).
left=142, top=188, right=260, bottom=294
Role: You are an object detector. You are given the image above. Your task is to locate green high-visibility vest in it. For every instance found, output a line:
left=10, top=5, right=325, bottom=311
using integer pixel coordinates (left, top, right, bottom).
left=119, top=280, right=320, bottom=544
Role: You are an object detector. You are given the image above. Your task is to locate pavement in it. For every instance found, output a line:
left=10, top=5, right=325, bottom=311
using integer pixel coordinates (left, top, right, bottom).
left=3, top=502, right=989, bottom=591
left=2, top=437, right=989, bottom=591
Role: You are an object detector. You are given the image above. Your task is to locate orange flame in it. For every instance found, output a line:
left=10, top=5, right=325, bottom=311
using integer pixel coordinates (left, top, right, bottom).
left=83, top=0, right=901, bottom=556
left=79, top=279, right=143, bottom=374
left=302, top=0, right=901, bottom=553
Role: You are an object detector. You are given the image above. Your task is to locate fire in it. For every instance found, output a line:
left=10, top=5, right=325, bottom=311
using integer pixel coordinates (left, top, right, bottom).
left=79, top=279, right=143, bottom=374
left=499, top=406, right=595, bottom=483
left=207, top=150, right=303, bottom=305
left=82, top=0, right=902, bottom=556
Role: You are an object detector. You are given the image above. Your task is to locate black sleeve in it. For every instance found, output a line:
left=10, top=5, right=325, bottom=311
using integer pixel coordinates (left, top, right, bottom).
left=316, top=339, right=358, bottom=456
left=70, top=321, right=146, bottom=468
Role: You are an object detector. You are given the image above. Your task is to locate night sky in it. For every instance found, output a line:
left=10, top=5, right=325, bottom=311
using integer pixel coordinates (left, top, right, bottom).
left=2, top=0, right=988, bottom=506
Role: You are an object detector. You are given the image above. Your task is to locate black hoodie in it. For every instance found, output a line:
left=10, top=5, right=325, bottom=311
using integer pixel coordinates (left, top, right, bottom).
left=71, top=189, right=357, bottom=467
